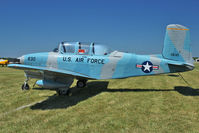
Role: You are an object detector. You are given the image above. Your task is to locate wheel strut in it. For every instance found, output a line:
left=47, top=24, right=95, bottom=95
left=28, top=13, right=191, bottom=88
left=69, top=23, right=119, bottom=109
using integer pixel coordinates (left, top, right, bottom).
left=22, top=77, right=30, bottom=90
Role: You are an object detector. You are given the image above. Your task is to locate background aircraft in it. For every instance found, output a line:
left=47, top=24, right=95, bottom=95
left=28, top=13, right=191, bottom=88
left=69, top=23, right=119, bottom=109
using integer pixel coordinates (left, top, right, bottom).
left=0, top=59, right=9, bottom=67
left=8, top=24, right=194, bottom=96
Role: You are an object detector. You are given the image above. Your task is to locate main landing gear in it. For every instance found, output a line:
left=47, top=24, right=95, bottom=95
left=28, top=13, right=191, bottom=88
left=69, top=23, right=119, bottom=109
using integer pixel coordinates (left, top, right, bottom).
left=56, top=78, right=74, bottom=96
left=77, top=80, right=87, bottom=88
left=22, top=77, right=30, bottom=90
left=56, top=79, right=87, bottom=96
left=56, top=88, right=72, bottom=96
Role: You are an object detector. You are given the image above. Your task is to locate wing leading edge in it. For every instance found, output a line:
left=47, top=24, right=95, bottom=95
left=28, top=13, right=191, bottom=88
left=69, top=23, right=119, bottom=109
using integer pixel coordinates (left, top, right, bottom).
left=8, top=64, right=93, bottom=79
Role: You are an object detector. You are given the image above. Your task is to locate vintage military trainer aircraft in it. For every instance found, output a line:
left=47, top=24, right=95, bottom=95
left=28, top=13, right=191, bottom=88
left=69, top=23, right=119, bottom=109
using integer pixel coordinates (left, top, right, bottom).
left=8, top=24, right=194, bottom=95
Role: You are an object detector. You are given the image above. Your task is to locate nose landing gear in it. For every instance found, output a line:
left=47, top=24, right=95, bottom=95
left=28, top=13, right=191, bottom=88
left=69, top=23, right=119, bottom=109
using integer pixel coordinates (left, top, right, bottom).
left=22, top=77, right=30, bottom=90
left=22, top=83, right=30, bottom=90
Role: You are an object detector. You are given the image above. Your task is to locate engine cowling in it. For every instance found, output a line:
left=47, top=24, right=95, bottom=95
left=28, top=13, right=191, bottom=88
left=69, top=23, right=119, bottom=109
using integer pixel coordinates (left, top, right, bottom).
left=36, top=80, right=66, bottom=89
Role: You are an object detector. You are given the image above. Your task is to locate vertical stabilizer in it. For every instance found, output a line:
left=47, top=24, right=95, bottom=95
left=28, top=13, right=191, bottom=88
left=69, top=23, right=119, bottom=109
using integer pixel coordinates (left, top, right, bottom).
left=163, top=24, right=193, bottom=65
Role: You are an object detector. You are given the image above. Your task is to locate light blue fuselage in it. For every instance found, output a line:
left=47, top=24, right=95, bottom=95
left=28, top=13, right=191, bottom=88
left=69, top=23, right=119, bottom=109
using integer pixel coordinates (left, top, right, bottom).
left=22, top=51, right=189, bottom=80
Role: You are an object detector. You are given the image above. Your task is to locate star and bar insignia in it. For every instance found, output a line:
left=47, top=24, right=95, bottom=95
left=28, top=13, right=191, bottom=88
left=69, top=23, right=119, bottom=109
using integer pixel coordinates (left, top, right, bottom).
left=136, top=61, right=159, bottom=73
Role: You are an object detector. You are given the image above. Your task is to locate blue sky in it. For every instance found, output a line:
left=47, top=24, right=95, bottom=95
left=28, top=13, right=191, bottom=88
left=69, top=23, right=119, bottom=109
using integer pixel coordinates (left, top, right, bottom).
left=0, top=0, right=199, bottom=57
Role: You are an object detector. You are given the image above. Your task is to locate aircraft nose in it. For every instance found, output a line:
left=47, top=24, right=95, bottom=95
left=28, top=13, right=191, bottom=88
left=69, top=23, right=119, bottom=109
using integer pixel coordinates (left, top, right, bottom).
left=17, top=56, right=24, bottom=64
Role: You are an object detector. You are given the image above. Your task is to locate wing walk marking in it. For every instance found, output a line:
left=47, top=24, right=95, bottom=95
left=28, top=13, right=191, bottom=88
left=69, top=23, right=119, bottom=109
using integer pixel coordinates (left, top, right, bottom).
left=167, top=28, right=189, bottom=30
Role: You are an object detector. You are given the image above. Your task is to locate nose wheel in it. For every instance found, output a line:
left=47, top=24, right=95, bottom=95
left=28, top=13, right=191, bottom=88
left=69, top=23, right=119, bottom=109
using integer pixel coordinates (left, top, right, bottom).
left=77, top=80, right=87, bottom=88
left=22, top=83, right=30, bottom=90
left=22, top=76, right=30, bottom=90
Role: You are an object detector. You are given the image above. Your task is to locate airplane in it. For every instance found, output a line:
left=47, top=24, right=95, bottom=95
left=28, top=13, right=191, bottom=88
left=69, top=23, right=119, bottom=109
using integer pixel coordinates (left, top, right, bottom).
left=0, top=59, right=9, bottom=67
left=8, top=24, right=194, bottom=96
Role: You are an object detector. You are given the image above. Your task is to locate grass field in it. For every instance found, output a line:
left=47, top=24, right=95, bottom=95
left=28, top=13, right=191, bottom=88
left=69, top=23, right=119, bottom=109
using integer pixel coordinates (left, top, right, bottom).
left=0, top=64, right=199, bottom=133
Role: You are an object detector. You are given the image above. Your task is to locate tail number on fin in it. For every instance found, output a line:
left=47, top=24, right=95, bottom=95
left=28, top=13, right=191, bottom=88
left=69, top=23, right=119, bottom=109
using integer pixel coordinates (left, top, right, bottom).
left=171, top=53, right=179, bottom=57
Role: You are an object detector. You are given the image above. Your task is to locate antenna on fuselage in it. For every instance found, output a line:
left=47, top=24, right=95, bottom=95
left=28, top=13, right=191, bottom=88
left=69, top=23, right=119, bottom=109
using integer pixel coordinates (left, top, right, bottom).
left=61, top=41, right=66, bottom=53
left=92, top=43, right=95, bottom=55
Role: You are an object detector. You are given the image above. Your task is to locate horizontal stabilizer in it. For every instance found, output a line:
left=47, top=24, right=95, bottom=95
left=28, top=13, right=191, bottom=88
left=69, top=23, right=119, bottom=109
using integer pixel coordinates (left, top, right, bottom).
left=168, top=63, right=194, bottom=73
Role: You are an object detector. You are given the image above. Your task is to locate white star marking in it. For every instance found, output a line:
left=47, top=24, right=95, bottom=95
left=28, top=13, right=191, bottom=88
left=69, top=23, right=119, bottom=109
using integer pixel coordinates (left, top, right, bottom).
left=143, top=62, right=152, bottom=72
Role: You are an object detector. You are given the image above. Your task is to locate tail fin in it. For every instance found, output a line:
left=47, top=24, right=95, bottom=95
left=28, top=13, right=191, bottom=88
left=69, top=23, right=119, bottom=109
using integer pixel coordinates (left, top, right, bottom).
left=162, top=24, right=193, bottom=65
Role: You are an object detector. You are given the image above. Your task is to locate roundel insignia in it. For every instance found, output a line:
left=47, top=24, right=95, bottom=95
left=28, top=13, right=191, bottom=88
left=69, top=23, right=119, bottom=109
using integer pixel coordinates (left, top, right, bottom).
left=136, top=61, right=159, bottom=73
left=141, top=61, right=153, bottom=73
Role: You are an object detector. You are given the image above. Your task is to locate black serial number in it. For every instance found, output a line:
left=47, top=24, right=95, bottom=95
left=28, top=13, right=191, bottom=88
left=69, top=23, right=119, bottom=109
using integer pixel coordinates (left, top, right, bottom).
left=28, top=57, right=36, bottom=61
left=171, top=53, right=179, bottom=57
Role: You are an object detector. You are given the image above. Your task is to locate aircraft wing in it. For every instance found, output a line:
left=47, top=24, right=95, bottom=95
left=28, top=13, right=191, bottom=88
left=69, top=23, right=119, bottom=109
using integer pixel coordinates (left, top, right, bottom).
left=8, top=64, right=92, bottom=79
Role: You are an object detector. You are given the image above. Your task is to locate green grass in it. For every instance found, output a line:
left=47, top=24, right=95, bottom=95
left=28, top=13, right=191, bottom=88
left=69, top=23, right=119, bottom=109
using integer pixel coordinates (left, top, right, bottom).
left=0, top=64, right=199, bottom=133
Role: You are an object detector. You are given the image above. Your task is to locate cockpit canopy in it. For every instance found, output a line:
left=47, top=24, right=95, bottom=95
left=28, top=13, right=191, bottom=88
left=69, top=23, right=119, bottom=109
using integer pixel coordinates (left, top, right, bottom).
left=54, top=42, right=111, bottom=56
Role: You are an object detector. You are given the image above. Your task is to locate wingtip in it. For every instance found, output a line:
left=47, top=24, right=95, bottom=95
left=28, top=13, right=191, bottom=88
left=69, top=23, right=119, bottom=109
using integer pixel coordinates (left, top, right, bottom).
left=7, top=64, right=19, bottom=67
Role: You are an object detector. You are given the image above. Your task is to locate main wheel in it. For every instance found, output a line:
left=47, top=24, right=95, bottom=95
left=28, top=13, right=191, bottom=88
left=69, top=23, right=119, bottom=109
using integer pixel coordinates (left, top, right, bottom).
left=77, top=80, right=87, bottom=88
left=67, top=90, right=72, bottom=96
left=57, top=89, right=72, bottom=96
left=21, top=83, right=30, bottom=90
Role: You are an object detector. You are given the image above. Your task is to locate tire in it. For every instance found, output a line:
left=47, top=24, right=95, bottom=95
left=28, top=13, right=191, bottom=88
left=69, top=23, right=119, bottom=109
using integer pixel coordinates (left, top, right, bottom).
left=67, top=90, right=72, bottom=96
left=22, top=84, right=30, bottom=90
left=61, top=90, right=68, bottom=95
left=57, top=89, right=72, bottom=96
left=77, top=80, right=87, bottom=88
left=77, top=81, right=84, bottom=88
